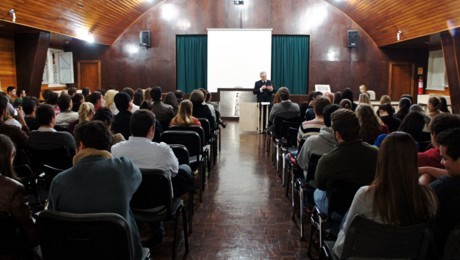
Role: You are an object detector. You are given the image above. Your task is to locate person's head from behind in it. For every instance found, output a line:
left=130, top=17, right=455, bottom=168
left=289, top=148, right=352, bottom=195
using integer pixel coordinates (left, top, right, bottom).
left=380, top=95, right=391, bottom=105
left=358, top=93, right=370, bottom=104
left=378, top=103, right=395, bottom=116
left=333, top=91, right=342, bottom=105
left=122, top=87, right=135, bottom=102
left=331, top=109, right=360, bottom=142
left=278, top=87, right=290, bottom=101
left=175, top=90, right=183, bottom=102
left=314, top=97, right=331, bottom=117
left=0, top=134, right=16, bottom=178
left=22, top=96, right=37, bottom=116
left=130, top=109, right=156, bottom=139
left=114, top=92, right=131, bottom=112
left=339, top=99, right=352, bottom=110
left=75, top=121, right=112, bottom=151
left=144, top=88, right=152, bottom=101
left=322, top=104, right=340, bottom=128
left=57, top=93, right=72, bottom=112
left=78, top=102, right=95, bottom=123
left=0, top=95, right=8, bottom=119
left=439, top=97, right=449, bottom=113
left=163, top=92, right=178, bottom=109
left=429, top=114, right=460, bottom=147
left=88, top=92, right=102, bottom=109
left=356, top=104, right=378, bottom=125
left=46, top=92, right=59, bottom=105
left=428, top=96, right=442, bottom=112
left=398, top=97, right=412, bottom=113
left=36, top=104, right=56, bottom=127
left=93, top=107, right=114, bottom=128
left=190, top=89, right=205, bottom=103
left=67, top=87, right=77, bottom=97
left=133, top=89, right=144, bottom=106
left=178, top=100, right=193, bottom=118
left=372, top=131, right=434, bottom=225
left=341, top=88, right=354, bottom=102
left=150, top=87, right=162, bottom=102
left=82, top=87, right=91, bottom=99
left=72, top=93, right=84, bottom=112
left=103, top=89, right=118, bottom=108
left=409, top=104, right=425, bottom=114
left=437, top=128, right=460, bottom=176
left=398, top=111, right=425, bottom=140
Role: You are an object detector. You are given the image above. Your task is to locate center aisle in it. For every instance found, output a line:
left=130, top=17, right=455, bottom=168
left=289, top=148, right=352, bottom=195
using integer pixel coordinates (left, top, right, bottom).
left=152, top=120, right=310, bottom=259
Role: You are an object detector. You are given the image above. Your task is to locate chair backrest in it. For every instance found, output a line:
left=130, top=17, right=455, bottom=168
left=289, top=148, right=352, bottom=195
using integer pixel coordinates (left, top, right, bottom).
left=273, top=116, right=300, bottom=137
left=37, top=210, right=136, bottom=260
left=197, top=118, right=212, bottom=142
left=327, top=180, right=363, bottom=217
left=169, top=144, right=190, bottom=165
left=29, top=146, right=73, bottom=172
left=367, top=90, right=376, bottom=100
left=0, top=214, right=32, bottom=259
left=280, top=120, right=301, bottom=146
left=305, top=154, right=322, bottom=182
left=443, top=222, right=460, bottom=259
left=130, top=169, right=172, bottom=215
left=341, top=215, right=431, bottom=259
left=161, top=130, right=202, bottom=159
left=169, top=125, right=206, bottom=147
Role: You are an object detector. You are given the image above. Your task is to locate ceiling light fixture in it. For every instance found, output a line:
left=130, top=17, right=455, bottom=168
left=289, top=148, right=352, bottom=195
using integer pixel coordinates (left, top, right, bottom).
left=233, top=0, right=244, bottom=5
left=397, top=30, right=402, bottom=41
left=8, top=9, right=16, bottom=23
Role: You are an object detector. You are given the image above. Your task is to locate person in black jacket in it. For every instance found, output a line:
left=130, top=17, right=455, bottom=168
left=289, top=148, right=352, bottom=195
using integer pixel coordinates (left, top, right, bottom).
left=253, top=71, right=275, bottom=103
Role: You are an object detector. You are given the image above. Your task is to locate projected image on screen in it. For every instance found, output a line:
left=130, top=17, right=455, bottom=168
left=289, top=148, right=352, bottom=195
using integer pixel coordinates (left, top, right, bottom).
left=207, top=29, right=272, bottom=93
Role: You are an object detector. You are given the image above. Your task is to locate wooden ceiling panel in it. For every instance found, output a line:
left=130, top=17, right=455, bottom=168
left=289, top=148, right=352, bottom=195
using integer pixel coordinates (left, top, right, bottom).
left=0, top=0, right=161, bottom=45
left=324, top=0, right=460, bottom=46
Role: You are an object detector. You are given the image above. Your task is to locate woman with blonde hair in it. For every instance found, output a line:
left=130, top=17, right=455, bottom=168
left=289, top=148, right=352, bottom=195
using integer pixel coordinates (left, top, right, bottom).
left=333, top=132, right=438, bottom=257
left=69, top=102, right=95, bottom=134
left=170, top=100, right=201, bottom=127
left=379, top=95, right=391, bottom=105
left=104, top=89, right=119, bottom=116
left=358, top=93, right=371, bottom=104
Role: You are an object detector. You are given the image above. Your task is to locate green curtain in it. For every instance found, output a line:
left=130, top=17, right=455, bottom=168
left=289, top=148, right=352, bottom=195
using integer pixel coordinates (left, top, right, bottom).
left=271, top=35, right=309, bottom=94
left=176, top=35, right=207, bottom=93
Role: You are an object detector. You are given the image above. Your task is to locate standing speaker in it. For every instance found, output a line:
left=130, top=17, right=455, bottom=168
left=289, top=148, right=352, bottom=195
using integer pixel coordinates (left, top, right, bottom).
left=347, top=30, right=358, bottom=48
left=139, top=31, right=151, bottom=48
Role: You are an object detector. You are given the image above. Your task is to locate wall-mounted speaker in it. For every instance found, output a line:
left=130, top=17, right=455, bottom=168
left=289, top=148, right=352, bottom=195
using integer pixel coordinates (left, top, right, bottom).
left=347, top=30, right=358, bottom=48
left=139, top=31, right=151, bottom=48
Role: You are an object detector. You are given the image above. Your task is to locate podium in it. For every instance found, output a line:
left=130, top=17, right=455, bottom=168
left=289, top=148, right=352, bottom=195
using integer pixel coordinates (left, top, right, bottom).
left=239, top=102, right=270, bottom=133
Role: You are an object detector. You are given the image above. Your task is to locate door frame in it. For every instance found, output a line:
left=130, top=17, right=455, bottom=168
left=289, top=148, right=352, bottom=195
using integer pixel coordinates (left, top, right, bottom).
left=388, top=62, right=415, bottom=99
left=77, top=60, right=101, bottom=90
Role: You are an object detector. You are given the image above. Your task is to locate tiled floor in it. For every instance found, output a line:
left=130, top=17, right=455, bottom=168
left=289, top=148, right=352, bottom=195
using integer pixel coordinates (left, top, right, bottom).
left=149, top=121, right=313, bottom=259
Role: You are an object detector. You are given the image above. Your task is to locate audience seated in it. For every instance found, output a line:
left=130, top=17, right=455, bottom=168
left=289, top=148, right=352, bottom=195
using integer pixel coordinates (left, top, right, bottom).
left=333, top=132, right=437, bottom=258
left=341, top=88, right=357, bottom=111
left=93, top=107, right=125, bottom=146
left=71, top=93, right=83, bottom=112
left=394, top=97, right=411, bottom=121
left=429, top=127, right=460, bottom=256
left=303, top=91, right=323, bottom=121
left=122, top=87, right=139, bottom=113
left=204, top=90, right=226, bottom=128
left=144, top=87, right=152, bottom=103
left=357, top=93, right=370, bottom=104
left=339, top=98, right=352, bottom=110
left=297, top=97, right=329, bottom=145
left=199, top=88, right=217, bottom=126
left=170, top=100, right=201, bottom=127
left=104, top=89, right=119, bottom=116
left=48, top=121, right=143, bottom=259
left=379, top=94, right=391, bottom=105
left=314, top=109, right=378, bottom=216
left=22, top=97, right=40, bottom=131
left=133, top=89, right=144, bottom=107
left=163, top=92, right=179, bottom=115
left=356, top=104, right=388, bottom=144
left=297, top=104, right=339, bottom=180
left=68, top=102, right=95, bottom=135
left=0, top=95, right=29, bottom=165
left=151, top=87, right=175, bottom=130
left=175, top=90, right=183, bottom=103
left=88, top=91, right=103, bottom=112
left=190, top=89, right=215, bottom=130
left=56, top=93, right=78, bottom=127
left=29, top=104, right=76, bottom=154
left=398, top=110, right=429, bottom=143
left=418, top=114, right=460, bottom=185
left=377, top=103, right=400, bottom=132
left=267, top=87, right=300, bottom=132
left=427, top=96, right=443, bottom=119
left=112, top=92, right=133, bottom=140
left=0, top=134, right=39, bottom=255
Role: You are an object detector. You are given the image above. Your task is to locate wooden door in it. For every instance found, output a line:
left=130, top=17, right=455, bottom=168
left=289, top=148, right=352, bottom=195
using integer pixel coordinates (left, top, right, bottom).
left=388, top=63, right=414, bottom=101
left=78, top=60, right=101, bottom=91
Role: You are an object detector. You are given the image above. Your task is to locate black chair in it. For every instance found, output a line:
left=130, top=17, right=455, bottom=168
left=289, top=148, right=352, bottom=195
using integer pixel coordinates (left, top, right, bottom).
left=198, top=118, right=218, bottom=168
left=161, top=130, right=205, bottom=202
left=307, top=180, right=362, bottom=256
left=14, top=164, right=41, bottom=208
left=0, top=214, right=34, bottom=259
left=168, top=144, right=194, bottom=233
left=131, top=169, right=189, bottom=260
left=37, top=210, right=150, bottom=260
left=29, top=146, right=73, bottom=190
left=322, top=215, right=432, bottom=260
left=291, top=154, right=321, bottom=240
left=443, top=222, right=460, bottom=259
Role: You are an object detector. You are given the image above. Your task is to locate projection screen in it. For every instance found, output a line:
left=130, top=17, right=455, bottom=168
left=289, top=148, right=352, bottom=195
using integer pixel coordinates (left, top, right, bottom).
left=207, top=29, right=272, bottom=93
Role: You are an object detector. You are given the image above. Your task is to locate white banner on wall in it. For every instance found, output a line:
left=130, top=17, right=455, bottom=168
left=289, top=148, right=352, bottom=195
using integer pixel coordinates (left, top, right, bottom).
left=207, top=28, right=272, bottom=93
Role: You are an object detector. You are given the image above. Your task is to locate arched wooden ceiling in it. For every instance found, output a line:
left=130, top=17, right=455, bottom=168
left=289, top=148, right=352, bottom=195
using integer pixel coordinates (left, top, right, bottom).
left=0, top=0, right=459, bottom=47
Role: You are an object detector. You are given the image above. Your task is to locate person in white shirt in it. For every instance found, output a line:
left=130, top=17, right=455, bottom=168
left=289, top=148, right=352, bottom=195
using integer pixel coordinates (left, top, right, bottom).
left=55, top=93, right=78, bottom=127
left=111, top=109, right=194, bottom=198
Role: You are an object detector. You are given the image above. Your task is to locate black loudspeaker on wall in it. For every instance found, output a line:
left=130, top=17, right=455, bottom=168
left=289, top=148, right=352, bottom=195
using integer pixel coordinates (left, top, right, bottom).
left=139, top=31, right=151, bottom=48
left=347, top=30, right=358, bottom=48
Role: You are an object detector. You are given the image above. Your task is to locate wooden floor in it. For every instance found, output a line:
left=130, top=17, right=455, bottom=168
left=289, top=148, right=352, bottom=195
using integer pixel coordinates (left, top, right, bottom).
left=149, top=121, right=313, bottom=259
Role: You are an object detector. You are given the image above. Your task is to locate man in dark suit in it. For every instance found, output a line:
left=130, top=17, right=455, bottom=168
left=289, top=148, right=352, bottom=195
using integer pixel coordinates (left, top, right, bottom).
left=253, top=71, right=275, bottom=103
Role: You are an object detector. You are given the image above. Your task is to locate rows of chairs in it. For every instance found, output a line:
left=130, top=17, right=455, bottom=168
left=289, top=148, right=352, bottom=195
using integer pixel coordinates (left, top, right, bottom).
left=264, top=116, right=460, bottom=259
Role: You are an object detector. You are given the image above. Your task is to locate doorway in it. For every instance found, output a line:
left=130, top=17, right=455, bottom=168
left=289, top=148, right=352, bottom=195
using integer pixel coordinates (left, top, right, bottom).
left=388, top=62, right=415, bottom=101
left=77, top=60, right=101, bottom=91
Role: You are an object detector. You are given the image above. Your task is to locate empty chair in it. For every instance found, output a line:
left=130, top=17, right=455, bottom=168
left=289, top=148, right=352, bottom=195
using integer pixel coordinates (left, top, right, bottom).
left=37, top=210, right=150, bottom=260
left=130, top=169, right=189, bottom=260
left=322, top=215, right=432, bottom=259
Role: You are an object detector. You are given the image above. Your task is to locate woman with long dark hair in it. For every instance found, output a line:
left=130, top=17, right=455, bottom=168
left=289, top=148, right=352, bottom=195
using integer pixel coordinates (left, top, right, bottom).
left=333, top=132, right=437, bottom=257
